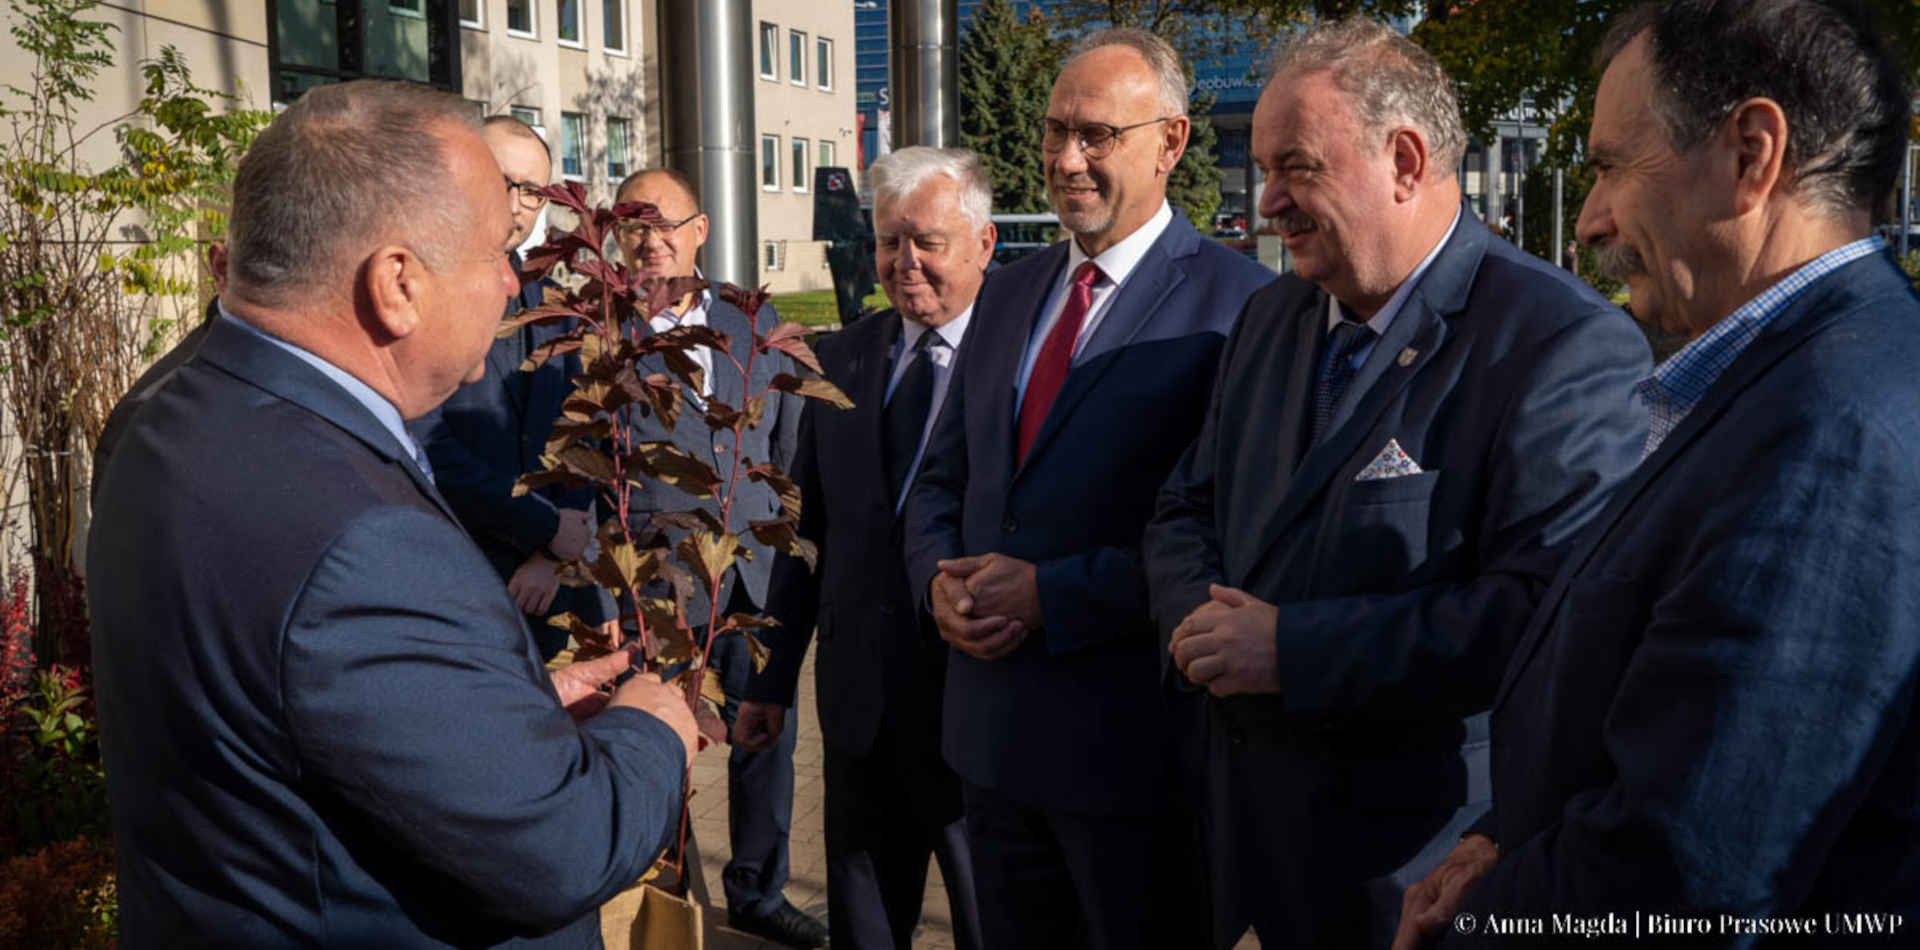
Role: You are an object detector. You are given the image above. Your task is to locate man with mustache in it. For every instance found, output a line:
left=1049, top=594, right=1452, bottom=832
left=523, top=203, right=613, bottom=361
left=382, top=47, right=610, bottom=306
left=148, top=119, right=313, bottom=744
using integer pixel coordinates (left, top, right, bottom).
left=902, top=27, right=1276, bottom=948
left=1395, top=1, right=1920, bottom=944
left=1142, top=18, right=1649, bottom=947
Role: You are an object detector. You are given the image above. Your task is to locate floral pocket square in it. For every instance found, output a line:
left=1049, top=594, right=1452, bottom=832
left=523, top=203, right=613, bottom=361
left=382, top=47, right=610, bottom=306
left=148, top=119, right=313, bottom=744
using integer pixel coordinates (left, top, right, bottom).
left=1355, top=439, right=1425, bottom=481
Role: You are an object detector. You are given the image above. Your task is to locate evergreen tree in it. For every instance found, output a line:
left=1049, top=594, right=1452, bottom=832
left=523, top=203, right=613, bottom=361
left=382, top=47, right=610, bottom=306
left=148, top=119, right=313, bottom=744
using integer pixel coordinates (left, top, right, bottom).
left=958, top=0, right=1062, bottom=214
left=1168, top=93, right=1223, bottom=231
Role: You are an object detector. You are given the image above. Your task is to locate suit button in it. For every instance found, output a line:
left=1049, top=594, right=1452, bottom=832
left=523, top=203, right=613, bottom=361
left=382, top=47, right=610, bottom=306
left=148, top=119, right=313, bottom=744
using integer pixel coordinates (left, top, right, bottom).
left=1229, top=728, right=1246, bottom=746
left=1002, top=518, right=1018, bottom=534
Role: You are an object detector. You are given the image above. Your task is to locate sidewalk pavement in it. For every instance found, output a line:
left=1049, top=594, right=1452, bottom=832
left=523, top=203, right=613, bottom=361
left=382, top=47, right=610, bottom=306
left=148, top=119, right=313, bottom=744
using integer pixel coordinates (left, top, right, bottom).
left=684, top=644, right=1258, bottom=949
left=688, top=643, right=961, bottom=949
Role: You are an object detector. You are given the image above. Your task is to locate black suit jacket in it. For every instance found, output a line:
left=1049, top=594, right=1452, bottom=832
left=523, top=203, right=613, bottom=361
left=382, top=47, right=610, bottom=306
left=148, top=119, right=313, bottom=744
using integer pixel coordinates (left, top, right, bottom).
left=1453, top=252, right=1920, bottom=936
left=903, top=213, right=1279, bottom=816
left=748, top=310, right=949, bottom=757
left=87, top=316, right=686, bottom=947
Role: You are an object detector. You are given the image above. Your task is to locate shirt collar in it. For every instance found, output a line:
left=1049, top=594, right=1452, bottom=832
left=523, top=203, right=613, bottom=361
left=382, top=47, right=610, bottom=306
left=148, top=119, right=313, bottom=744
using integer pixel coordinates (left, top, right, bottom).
left=1639, top=234, right=1886, bottom=416
left=215, top=302, right=419, bottom=460
left=1066, top=201, right=1175, bottom=289
left=899, top=304, right=972, bottom=352
left=1328, top=206, right=1461, bottom=335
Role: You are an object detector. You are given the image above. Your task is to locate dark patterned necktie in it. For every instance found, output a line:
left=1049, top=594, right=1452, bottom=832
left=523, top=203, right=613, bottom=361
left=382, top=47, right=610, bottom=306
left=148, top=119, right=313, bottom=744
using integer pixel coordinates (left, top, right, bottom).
left=884, top=330, right=942, bottom=501
left=1313, top=320, right=1376, bottom=446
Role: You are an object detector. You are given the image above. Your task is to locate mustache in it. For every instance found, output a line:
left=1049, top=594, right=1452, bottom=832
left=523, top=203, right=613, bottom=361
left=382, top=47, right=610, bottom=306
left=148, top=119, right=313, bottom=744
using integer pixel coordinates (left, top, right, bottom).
left=1275, top=211, right=1316, bottom=235
left=1593, top=242, right=1645, bottom=282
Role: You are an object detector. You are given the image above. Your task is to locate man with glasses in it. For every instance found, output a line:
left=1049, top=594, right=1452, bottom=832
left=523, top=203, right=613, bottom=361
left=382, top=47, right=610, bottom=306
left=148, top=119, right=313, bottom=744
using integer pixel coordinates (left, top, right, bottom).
left=414, top=115, right=608, bottom=661
left=610, top=168, right=822, bottom=949
left=902, top=27, right=1275, bottom=949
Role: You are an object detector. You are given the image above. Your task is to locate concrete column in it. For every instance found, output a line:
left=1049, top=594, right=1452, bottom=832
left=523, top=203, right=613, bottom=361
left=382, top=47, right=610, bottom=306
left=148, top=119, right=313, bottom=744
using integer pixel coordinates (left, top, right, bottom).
left=659, top=0, right=759, bottom=288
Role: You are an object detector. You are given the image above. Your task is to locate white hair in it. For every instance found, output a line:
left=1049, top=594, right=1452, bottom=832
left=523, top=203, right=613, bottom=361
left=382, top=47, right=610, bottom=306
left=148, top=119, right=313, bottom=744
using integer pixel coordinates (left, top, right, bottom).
left=867, top=146, right=993, bottom=230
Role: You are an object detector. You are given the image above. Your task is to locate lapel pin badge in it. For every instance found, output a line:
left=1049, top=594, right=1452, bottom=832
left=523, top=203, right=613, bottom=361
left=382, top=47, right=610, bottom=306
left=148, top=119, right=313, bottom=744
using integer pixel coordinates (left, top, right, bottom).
left=1397, top=347, right=1418, bottom=367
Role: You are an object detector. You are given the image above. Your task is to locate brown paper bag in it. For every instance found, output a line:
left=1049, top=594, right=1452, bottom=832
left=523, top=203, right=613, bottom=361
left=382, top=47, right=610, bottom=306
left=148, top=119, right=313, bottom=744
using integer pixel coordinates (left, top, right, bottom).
left=600, top=881, right=704, bottom=950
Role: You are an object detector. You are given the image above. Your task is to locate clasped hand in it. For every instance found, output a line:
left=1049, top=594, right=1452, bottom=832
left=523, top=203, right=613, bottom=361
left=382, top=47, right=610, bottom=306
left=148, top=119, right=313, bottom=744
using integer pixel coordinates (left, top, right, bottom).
left=929, top=552, right=1042, bottom=660
left=1168, top=584, right=1282, bottom=696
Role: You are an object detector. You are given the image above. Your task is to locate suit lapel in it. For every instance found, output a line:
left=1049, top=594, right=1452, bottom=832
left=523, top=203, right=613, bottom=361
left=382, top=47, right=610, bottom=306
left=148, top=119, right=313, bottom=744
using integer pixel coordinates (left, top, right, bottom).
left=856, top=312, right=902, bottom=505
left=709, top=299, right=752, bottom=412
left=1490, top=254, right=1898, bottom=711
left=1246, top=302, right=1448, bottom=571
left=197, top=318, right=459, bottom=523
left=987, top=245, right=1070, bottom=474
left=1015, top=220, right=1196, bottom=477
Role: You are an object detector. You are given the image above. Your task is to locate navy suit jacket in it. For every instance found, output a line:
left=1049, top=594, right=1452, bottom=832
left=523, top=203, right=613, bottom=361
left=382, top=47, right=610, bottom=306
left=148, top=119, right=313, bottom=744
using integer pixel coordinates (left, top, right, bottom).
left=615, top=296, right=802, bottom=623
left=415, top=264, right=611, bottom=632
left=87, top=317, right=686, bottom=948
left=1454, top=252, right=1920, bottom=935
left=903, top=212, right=1277, bottom=816
left=750, top=310, right=950, bottom=757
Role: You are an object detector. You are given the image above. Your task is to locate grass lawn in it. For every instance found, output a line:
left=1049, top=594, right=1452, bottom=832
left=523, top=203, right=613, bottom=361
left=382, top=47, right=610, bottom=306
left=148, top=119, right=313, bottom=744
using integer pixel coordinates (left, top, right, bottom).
left=769, top=288, right=890, bottom=328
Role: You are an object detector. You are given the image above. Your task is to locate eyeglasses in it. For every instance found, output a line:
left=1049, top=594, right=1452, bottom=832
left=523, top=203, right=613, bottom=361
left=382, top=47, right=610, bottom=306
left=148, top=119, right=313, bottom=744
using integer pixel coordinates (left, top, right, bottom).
left=1039, top=116, right=1174, bottom=158
left=615, top=212, right=703, bottom=242
left=504, top=176, right=548, bottom=211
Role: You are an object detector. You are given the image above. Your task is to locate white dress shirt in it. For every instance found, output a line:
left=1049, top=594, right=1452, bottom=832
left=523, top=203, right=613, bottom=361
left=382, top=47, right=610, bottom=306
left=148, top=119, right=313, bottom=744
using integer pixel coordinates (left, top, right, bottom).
left=649, top=284, right=716, bottom=400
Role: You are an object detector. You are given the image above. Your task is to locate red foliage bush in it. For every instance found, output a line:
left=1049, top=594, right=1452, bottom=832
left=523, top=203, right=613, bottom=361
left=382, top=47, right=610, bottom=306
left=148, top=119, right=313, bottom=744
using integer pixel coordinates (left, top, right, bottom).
left=0, top=835, right=116, bottom=948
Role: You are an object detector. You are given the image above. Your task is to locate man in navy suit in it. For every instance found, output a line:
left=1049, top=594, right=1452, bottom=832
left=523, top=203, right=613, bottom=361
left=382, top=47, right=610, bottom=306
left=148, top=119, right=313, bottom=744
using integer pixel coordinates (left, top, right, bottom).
left=1143, top=20, right=1650, bottom=947
left=735, top=146, right=991, bottom=950
left=902, top=28, right=1276, bottom=948
left=609, top=169, right=821, bottom=947
left=414, top=116, right=607, bottom=661
left=1395, top=2, right=1920, bottom=945
left=87, top=80, right=697, bottom=947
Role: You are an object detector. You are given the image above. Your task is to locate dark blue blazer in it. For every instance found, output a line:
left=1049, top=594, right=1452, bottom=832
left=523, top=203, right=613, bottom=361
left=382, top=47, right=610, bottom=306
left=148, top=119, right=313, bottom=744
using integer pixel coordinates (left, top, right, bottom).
left=87, top=316, right=686, bottom=948
left=750, top=310, right=949, bottom=758
left=414, top=265, right=610, bottom=629
left=1454, top=251, right=1920, bottom=934
left=903, top=212, right=1277, bottom=816
left=1142, top=217, right=1649, bottom=936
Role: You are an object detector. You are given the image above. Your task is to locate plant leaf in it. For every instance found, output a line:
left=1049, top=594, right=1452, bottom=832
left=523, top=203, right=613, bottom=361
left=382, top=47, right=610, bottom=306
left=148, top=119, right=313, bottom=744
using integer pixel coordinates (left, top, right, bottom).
left=769, top=372, right=854, bottom=409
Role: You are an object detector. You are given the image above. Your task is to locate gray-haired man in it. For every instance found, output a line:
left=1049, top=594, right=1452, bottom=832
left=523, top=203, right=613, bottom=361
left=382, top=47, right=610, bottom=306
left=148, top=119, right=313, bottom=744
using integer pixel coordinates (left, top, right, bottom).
left=736, top=145, right=992, bottom=950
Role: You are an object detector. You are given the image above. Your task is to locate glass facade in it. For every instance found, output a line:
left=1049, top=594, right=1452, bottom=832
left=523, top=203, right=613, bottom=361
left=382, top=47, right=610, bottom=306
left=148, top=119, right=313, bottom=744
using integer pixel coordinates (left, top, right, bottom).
left=271, top=0, right=460, bottom=106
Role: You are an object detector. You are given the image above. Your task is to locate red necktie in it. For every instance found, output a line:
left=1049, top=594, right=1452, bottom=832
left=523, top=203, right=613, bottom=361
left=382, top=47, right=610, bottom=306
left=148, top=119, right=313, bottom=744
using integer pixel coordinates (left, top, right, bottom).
left=1017, top=261, right=1101, bottom=464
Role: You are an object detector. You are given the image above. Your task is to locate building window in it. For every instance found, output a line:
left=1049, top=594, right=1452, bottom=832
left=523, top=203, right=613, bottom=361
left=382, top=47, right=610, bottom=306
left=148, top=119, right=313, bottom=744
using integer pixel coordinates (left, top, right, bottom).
left=763, top=240, right=783, bottom=272
left=761, top=134, right=779, bottom=190
left=511, top=105, right=541, bottom=131
left=816, top=37, right=833, bottom=91
left=459, top=0, right=483, bottom=28
left=789, top=30, right=806, bottom=85
left=507, top=0, right=535, bottom=36
left=792, top=137, right=808, bottom=192
left=759, top=22, right=777, bottom=80
left=603, top=0, right=625, bottom=53
left=606, top=117, right=631, bottom=180
left=271, top=0, right=458, bottom=104
left=556, top=0, right=581, bottom=46
left=818, top=139, right=835, bottom=170
left=561, top=112, right=586, bottom=179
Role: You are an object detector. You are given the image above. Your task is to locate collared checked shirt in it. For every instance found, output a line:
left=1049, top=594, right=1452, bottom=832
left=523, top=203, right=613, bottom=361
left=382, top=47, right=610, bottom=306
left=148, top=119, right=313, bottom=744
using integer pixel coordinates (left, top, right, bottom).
left=1636, top=236, right=1886, bottom=459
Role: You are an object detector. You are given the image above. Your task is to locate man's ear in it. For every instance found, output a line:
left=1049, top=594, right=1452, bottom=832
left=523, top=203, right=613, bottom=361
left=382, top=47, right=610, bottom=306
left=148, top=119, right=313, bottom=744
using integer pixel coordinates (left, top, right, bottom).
left=1389, top=127, right=1430, bottom=201
left=362, top=244, right=426, bottom=342
left=1726, top=96, right=1788, bottom=216
left=689, top=212, right=711, bottom=252
left=1158, top=115, right=1191, bottom=175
